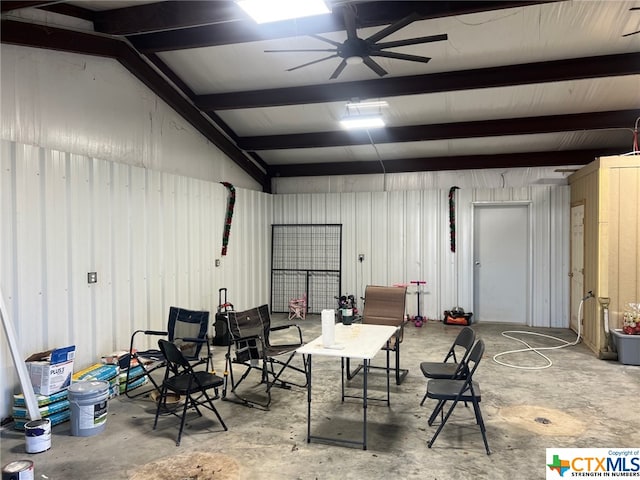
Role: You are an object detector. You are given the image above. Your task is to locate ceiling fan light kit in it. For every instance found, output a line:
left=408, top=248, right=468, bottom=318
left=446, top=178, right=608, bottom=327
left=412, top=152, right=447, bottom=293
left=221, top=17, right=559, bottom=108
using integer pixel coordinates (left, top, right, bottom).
left=346, top=56, right=364, bottom=65
left=237, top=0, right=330, bottom=24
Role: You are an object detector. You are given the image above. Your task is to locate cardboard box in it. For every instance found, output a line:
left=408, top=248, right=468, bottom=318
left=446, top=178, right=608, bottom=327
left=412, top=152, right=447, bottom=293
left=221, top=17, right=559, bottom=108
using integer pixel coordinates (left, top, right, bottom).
left=25, top=345, right=75, bottom=395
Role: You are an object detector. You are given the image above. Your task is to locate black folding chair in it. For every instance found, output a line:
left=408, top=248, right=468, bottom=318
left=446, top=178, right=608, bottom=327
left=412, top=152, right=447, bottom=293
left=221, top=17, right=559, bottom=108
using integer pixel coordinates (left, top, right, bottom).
left=153, top=339, right=227, bottom=446
left=124, top=307, right=212, bottom=398
left=221, top=304, right=306, bottom=409
left=419, top=326, right=476, bottom=406
left=424, top=339, right=491, bottom=455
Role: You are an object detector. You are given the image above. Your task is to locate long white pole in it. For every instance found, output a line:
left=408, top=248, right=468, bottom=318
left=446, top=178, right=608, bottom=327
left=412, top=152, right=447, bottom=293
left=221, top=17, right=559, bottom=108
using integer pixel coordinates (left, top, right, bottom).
left=0, top=287, right=41, bottom=420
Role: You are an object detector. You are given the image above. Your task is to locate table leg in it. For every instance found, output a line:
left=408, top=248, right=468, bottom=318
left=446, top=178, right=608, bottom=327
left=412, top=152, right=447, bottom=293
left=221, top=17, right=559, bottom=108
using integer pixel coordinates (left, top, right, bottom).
left=340, top=356, right=345, bottom=402
left=386, top=347, right=391, bottom=406
left=306, top=354, right=312, bottom=443
left=363, top=358, right=368, bottom=450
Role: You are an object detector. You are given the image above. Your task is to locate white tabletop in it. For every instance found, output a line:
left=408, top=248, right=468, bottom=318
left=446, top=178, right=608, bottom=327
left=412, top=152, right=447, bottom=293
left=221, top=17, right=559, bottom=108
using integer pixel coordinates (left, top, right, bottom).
left=297, top=323, right=397, bottom=360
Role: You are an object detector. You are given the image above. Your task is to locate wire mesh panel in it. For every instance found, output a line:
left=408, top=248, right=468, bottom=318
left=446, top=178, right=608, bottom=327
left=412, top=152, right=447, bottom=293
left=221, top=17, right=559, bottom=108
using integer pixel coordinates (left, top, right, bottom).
left=308, top=271, right=341, bottom=313
left=271, top=271, right=307, bottom=312
left=271, top=224, right=341, bottom=314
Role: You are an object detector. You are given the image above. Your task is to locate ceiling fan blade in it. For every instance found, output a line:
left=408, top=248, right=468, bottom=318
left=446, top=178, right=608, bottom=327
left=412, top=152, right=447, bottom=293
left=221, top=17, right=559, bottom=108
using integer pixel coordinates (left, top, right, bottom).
left=329, top=59, right=348, bottom=79
left=371, top=51, right=431, bottom=64
left=362, top=56, right=388, bottom=77
left=265, top=48, right=337, bottom=53
left=287, top=54, right=339, bottom=72
left=343, top=6, right=358, bottom=40
left=365, top=12, right=421, bottom=44
left=309, top=34, right=342, bottom=48
left=622, top=29, right=640, bottom=37
left=375, top=34, right=448, bottom=49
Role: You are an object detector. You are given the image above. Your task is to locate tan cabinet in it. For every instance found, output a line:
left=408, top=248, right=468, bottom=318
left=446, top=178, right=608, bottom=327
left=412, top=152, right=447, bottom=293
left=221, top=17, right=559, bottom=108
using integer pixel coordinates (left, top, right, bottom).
left=569, top=155, right=640, bottom=356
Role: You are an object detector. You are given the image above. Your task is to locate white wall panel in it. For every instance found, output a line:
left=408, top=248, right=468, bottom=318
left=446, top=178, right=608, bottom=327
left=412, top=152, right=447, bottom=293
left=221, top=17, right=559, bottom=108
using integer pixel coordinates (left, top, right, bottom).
left=369, top=193, right=388, bottom=288
left=0, top=140, right=271, bottom=420
left=1, top=45, right=261, bottom=192
left=272, top=185, right=569, bottom=327
left=274, top=167, right=578, bottom=194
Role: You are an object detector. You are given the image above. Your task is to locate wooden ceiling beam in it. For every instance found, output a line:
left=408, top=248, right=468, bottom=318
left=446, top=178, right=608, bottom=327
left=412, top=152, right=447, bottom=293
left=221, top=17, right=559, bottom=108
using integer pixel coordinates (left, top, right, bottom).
left=127, top=1, right=552, bottom=52
left=82, top=0, right=548, bottom=37
left=238, top=109, right=640, bottom=150
left=0, top=1, right=61, bottom=13
left=92, top=1, right=243, bottom=36
left=196, top=53, right=640, bottom=110
left=268, top=148, right=625, bottom=177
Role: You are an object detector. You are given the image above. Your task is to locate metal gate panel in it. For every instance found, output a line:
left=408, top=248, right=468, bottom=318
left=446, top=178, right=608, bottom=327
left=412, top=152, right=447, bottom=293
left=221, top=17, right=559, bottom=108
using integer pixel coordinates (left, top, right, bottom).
left=271, top=224, right=341, bottom=314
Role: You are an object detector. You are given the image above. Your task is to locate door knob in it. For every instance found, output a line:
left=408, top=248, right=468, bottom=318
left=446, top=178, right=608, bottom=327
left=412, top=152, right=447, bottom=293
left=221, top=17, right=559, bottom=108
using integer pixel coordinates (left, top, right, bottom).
left=475, top=261, right=480, bottom=266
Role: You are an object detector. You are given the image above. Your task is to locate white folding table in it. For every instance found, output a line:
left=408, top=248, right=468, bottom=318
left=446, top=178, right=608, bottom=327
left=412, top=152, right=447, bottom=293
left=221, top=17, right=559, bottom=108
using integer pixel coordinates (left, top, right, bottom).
left=296, top=323, right=398, bottom=450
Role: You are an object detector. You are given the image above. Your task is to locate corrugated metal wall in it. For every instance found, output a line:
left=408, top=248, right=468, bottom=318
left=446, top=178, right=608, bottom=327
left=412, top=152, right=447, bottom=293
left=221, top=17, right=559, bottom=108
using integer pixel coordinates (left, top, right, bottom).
left=273, top=185, right=570, bottom=327
left=0, top=140, right=271, bottom=419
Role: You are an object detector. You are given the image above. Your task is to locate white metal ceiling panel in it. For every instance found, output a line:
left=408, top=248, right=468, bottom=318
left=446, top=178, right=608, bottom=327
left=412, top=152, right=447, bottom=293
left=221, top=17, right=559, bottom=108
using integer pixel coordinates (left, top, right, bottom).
left=158, top=1, right=640, bottom=94
left=258, top=129, right=634, bottom=165
left=217, top=75, right=640, bottom=135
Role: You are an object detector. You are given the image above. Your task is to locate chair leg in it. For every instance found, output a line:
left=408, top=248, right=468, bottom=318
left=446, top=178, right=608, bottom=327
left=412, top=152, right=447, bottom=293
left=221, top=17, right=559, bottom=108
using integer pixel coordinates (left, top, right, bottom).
left=472, top=399, right=491, bottom=455
left=427, top=399, right=447, bottom=426
left=202, top=389, right=228, bottom=431
left=175, top=394, right=191, bottom=446
left=420, top=390, right=428, bottom=406
left=394, top=345, right=408, bottom=385
left=266, top=353, right=307, bottom=389
left=153, top=385, right=169, bottom=429
left=427, top=398, right=460, bottom=449
left=198, top=390, right=229, bottom=432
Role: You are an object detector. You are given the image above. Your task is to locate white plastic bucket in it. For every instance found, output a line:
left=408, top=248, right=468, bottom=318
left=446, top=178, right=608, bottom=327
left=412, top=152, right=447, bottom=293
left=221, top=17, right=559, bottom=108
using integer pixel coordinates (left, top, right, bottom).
left=2, top=460, right=34, bottom=480
left=68, top=381, right=109, bottom=437
left=24, top=418, right=51, bottom=453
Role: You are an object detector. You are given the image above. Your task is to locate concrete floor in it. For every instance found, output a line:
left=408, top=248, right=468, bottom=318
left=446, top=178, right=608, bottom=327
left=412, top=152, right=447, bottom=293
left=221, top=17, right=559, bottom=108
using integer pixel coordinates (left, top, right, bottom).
left=2, top=316, right=640, bottom=479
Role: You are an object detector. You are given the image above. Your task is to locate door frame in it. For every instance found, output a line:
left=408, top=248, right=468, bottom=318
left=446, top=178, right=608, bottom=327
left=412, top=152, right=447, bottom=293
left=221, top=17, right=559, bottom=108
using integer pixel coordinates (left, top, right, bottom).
left=471, top=201, right=533, bottom=325
left=569, top=201, right=586, bottom=333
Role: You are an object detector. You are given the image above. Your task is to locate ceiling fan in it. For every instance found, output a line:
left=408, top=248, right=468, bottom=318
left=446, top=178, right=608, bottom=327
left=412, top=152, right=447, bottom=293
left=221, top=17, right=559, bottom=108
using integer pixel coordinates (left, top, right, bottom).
left=264, top=6, right=448, bottom=79
left=623, top=7, right=640, bottom=36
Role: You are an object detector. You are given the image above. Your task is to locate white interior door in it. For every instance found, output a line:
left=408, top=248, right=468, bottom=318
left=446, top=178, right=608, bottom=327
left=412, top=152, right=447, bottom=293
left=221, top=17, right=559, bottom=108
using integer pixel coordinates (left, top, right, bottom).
left=473, top=204, right=529, bottom=324
left=570, top=204, right=585, bottom=331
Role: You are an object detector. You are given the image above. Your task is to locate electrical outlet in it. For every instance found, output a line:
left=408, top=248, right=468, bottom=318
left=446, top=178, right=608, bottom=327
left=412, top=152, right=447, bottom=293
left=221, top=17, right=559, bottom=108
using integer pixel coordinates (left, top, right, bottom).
left=215, top=259, right=221, bottom=267
left=358, top=254, right=365, bottom=262
left=87, top=272, right=98, bottom=284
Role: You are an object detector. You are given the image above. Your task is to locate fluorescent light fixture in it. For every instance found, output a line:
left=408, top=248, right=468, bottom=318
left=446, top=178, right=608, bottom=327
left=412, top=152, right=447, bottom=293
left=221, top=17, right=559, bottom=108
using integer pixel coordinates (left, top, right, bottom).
left=339, top=114, right=386, bottom=130
left=237, top=0, right=330, bottom=24
left=345, top=100, right=389, bottom=109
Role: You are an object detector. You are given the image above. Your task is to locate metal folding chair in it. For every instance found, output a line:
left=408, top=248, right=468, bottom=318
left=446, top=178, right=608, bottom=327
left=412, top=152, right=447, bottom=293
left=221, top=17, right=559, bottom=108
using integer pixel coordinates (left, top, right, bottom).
left=153, top=339, right=227, bottom=445
left=424, top=339, right=491, bottom=455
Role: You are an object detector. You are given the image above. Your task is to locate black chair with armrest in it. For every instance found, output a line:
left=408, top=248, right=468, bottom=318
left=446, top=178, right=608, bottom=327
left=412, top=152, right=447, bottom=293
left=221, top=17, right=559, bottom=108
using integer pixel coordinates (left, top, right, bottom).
left=124, top=307, right=212, bottom=399
left=221, top=304, right=306, bottom=409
